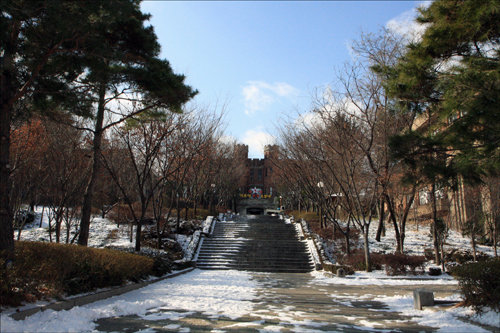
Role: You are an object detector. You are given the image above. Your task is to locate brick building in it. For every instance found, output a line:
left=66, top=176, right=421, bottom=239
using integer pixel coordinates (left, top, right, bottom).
left=236, top=144, right=278, bottom=200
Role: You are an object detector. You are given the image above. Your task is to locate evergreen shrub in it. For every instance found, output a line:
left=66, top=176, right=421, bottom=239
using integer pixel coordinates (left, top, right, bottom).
left=452, top=258, right=500, bottom=312
left=1, top=241, right=154, bottom=307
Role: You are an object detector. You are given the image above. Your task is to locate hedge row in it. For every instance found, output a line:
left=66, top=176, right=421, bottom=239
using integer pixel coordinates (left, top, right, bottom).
left=339, top=252, right=426, bottom=275
left=1, top=241, right=154, bottom=307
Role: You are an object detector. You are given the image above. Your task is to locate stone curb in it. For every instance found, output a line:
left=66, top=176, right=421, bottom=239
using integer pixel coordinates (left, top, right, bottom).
left=8, top=267, right=196, bottom=321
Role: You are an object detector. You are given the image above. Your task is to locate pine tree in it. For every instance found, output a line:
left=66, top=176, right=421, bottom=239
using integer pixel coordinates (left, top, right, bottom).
left=74, top=1, right=197, bottom=247
left=1, top=0, right=106, bottom=261
left=385, top=0, right=500, bottom=264
left=1, top=0, right=196, bottom=259
left=387, top=0, right=500, bottom=179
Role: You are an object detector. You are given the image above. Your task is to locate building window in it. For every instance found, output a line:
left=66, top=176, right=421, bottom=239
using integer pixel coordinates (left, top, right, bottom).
left=419, top=188, right=429, bottom=205
left=435, top=184, right=445, bottom=199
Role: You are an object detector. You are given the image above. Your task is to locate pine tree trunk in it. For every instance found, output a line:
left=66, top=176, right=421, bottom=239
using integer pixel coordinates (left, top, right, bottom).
left=78, top=81, right=106, bottom=246
left=431, top=183, right=441, bottom=265
left=0, top=50, right=15, bottom=262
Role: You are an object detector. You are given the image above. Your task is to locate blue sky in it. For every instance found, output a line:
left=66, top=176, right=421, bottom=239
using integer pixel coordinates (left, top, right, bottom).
left=140, top=1, right=425, bottom=158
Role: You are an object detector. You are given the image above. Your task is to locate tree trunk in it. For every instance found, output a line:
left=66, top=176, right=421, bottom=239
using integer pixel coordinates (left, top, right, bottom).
left=399, top=190, right=415, bottom=253
left=385, top=194, right=402, bottom=253
left=363, top=227, right=371, bottom=272
left=78, top=81, right=106, bottom=246
left=493, top=222, right=498, bottom=257
left=344, top=230, right=351, bottom=256
left=344, top=214, right=352, bottom=256
left=320, top=206, right=324, bottom=228
left=55, top=208, right=63, bottom=243
left=194, top=193, right=197, bottom=216
left=375, top=199, right=385, bottom=242
left=39, top=206, right=45, bottom=228
left=161, top=191, right=175, bottom=236
left=176, top=195, right=181, bottom=231
left=48, top=217, right=53, bottom=242
left=66, top=219, right=70, bottom=244
left=471, top=227, right=477, bottom=261
left=135, top=219, right=142, bottom=252
left=0, top=49, right=15, bottom=262
left=156, top=216, right=162, bottom=250
left=431, top=183, right=441, bottom=265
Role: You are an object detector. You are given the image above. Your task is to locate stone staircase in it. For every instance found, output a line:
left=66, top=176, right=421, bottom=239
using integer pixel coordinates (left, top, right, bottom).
left=195, top=215, right=314, bottom=273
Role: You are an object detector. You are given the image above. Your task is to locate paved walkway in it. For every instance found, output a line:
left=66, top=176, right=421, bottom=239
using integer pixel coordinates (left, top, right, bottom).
left=92, top=271, right=478, bottom=333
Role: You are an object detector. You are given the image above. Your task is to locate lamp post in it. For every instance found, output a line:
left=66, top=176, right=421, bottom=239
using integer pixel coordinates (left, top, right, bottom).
left=210, top=183, right=216, bottom=213
left=317, top=182, right=324, bottom=228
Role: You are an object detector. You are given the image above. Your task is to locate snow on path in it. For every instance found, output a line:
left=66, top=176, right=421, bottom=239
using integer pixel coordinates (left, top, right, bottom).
left=1, top=270, right=257, bottom=333
left=2, top=269, right=499, bottom=332
left=311, top=271, right=499, bottom=331
left=311, top=270, right=457, bottom=286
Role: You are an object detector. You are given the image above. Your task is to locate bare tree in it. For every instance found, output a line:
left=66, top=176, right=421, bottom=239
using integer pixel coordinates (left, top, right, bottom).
left=9, top=118, right=49, bottom=239
left=39, top=119, right=91, bottom=243
left=274, top=29, right=414, bottom=270
left=102, top=104, right=224, bottom=251
left=103, top=116, right=175, bottom=251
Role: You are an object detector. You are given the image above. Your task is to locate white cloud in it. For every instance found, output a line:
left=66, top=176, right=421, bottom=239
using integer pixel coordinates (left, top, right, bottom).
left=293, top=85, right=370, bottom=132
left=296, top=111, right=324, bottom=130
left=241, top=129, right=275, bottom=158
left=218, top=134, right=237, bottom=145
left=241, top=81, right=299, bottom=116
left=386, top=1, right=431, bottom=40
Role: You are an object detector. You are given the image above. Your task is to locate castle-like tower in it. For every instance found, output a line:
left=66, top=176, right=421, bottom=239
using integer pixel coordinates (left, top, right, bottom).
left=237, top=144, right=277, bottom=199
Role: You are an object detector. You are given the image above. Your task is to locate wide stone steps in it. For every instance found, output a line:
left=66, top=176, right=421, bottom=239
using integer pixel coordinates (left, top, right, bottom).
left=195, top=215, right=314, bottom=273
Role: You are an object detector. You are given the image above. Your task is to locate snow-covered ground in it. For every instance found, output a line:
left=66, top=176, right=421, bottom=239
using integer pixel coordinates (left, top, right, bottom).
left=16, top=206, right=198, bottom=254
left=2, top=269, right=498, bottom=332
left=1, top=270, right=257, bottom=332
left=4, top=209, right=499, bottom=331
left=365, top=219, right=496, bottom=258
left=310, top=271, right=500, bottom=332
